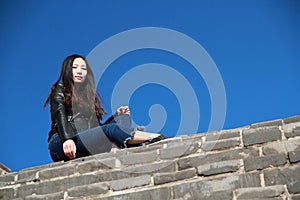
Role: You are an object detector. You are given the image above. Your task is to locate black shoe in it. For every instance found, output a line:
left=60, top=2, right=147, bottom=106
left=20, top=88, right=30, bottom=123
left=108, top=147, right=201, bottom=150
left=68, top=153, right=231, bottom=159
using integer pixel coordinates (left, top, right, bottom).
left=143, top=134, right=168, bottom=145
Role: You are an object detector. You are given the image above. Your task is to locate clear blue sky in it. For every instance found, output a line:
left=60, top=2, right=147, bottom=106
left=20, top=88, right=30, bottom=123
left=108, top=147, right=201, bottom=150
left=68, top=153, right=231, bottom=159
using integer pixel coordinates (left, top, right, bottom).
left=1, top=0, right=299, bottom=172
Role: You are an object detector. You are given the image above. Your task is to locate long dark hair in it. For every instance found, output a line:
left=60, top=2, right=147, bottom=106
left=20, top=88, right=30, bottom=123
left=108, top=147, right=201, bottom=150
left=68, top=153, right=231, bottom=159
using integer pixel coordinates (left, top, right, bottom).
left=44, top=54, right=107, bottom=120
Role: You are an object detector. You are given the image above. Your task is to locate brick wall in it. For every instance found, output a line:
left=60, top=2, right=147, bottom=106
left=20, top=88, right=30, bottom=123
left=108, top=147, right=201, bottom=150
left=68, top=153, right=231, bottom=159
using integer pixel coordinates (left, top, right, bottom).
left=0, top=115, right=300, bottom=200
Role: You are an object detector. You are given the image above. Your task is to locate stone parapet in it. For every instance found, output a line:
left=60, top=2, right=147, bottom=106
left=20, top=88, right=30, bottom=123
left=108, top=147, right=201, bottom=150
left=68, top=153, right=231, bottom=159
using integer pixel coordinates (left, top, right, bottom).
left=0, top=115, right=300, bottom=199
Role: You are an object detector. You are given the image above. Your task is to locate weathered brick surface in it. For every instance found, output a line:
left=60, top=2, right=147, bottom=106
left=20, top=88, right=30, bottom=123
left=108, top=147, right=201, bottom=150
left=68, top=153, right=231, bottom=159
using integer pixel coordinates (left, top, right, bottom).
left=234, top=185, right=285, bottom=199
left=172, top=173, right=260, bottom=199
left=96, top=170, right=131, bottom=182
left=24, top=191, right=64, bottom=200
left=76, top=158, right=119, bottom=174
left=17, top=174, right=98, bottom=197
left=96, top=187, right=171, bottom=200
left=153, top=168, right=196, bottom=185
left=202, top=137, right=240, bottom=151
left=109, top=175, right=151, bottom=191
left=287, top=181, right=300, bottom=194
left=0, top=187, right=15, bottom=200
left=160, top=143, right=198, bottom=159
left=124, top=160, right=176, bottom=174
left=1, top=115, right=300, bottom=200
left=178, top=147, right=259, bottom=170
left=244, top=154, right=286, bottom=171
left=283, top=115, right=300, bottom=124
left=17, top=170, right=37, bottom=182
left=68, top=182, right=108, bottom=197
left=264, top=165, right=300, bottom=186
left=263, top=137, right=300, bottom=155
left=283, top=122, right=300, bottom=138
left=292, top=195, right=300, bottom=200
left=205, top=130, right=240, bottom=141
left=289, top=149, right=300, bottom=163
left=242, top=126, right=281, bottom=146
left=0, top=174, right=15, bottom=183
left=197, top=159, right=240, bottom=176
left=38, top=164, right=75, bottom=180
left=251, top=119, right=283, bottom=128
left=120, top=151, right=158, bottom=165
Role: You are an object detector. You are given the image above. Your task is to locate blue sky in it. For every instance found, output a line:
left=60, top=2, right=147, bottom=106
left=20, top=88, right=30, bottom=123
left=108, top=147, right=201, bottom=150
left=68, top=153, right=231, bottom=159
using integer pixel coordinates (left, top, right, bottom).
left=1, top=0, right=299, bottom=172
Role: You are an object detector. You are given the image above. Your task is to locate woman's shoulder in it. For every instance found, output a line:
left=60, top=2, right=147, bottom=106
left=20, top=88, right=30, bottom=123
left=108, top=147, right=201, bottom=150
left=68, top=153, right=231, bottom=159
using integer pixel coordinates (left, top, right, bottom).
left=53, top=83, right=64, bottom=92
left=51, top=83, right=65, bottom=100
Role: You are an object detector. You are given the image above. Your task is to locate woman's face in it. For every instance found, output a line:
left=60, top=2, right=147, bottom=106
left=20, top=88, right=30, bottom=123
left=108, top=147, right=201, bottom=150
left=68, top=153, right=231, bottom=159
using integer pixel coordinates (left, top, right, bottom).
left=72, top=57, right=87, bottom=83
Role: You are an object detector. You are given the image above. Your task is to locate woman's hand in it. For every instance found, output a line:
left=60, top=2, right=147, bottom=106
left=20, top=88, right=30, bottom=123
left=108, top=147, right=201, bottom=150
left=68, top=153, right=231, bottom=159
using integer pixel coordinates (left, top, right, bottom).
left=63, top=139, right=76, bottom=159
left=117, top=106, right=130, bottom=116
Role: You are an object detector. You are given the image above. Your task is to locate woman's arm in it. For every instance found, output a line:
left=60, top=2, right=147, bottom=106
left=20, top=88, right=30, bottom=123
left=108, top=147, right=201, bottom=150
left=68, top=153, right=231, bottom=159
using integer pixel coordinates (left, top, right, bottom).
left=50, top=84, right=76, bottom=142
left=50, top=84, right=77, bottom=159
left=101, top=106, right=130, bottom=125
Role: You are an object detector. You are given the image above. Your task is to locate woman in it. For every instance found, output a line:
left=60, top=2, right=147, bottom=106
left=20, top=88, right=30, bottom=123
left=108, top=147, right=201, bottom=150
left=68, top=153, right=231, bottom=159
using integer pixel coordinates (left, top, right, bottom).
left=44, top=54, right=166, bottom=162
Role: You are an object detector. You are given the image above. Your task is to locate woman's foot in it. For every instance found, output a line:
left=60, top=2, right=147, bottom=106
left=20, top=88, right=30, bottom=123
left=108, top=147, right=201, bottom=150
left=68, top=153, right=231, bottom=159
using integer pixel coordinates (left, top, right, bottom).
left=143, top=134, right=168, bottom=145
left=126, top=130, right=167, bottom=147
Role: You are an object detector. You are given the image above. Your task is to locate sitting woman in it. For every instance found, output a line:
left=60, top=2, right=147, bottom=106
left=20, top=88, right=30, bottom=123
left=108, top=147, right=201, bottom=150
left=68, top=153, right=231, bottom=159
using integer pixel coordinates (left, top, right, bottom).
left=44, top=54, right=166, bottom=162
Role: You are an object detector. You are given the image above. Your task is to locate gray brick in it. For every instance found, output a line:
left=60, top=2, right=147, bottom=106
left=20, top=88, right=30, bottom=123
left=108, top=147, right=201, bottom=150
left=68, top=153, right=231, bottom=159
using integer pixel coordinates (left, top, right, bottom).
left=153, top=137, right=183, bottom=147
left=174, top=190, right=233, bottom=200
left=234, top=185, right=285, bottom=199
left=76, top=158, right=119, bottom=174
left=292, top=195, right=300, bottom=200
left=178, top=147, right=259, bottom=170
left=202, top=137, right=240, bottom=151
left=283, top=115, right=300, bottom=124
left=244, top=154, right=286, bottom=171
left=285, top=126, right=300, bottom=138
left=125, top=143, right=165, bottom=153
left=153, top=168, right=196, bottom=185
left=38, top=164, right=75, bottom=180
left=242, top=126, right=281, bottom=146
left=283, top=122, right=300, bottom=138
left=120, top=151, right=158, bottom=165
left=94, top=187, right=171, bottom=200
left=160, top=143, right=198, bottom=159
left=0, top=187, right=15, bottom=200
left=17, top=174, right=98, bottom=197
left=124, top=160, right=176, bottom=174
left=263, top=137, right=300, bottom=155
left=17, top=170, right=37, bottom=182
left=180, top=134, right=204, bottom=144
left=205, top=130, right=240, bottom=141
left=197, top=159, right=240, bottom=176
left=89, top=151, right=119, bottom=161
left=24, top=191, right=64, bottom=200
left=173, top=173, right=260, bottom=199
left=264, top=165, right=300, bottom=186
left=67, top=182, right=108, bottom=197
left=287, top=181, right=300, bottom=194
left=250, top=119, right=283, bottom=128
left=289, top=149, right=300, bottom=163
left=0, top=173, right=15, bottom=183
left=96, top=169, right=138, bottom=182
left=109, top=175, right=151, bottom=191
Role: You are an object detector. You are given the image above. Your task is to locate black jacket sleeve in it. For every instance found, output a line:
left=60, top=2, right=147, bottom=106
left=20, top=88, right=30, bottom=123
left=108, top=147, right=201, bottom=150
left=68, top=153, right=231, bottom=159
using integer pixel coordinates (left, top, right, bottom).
left=50, top=84, right=76, bottom=143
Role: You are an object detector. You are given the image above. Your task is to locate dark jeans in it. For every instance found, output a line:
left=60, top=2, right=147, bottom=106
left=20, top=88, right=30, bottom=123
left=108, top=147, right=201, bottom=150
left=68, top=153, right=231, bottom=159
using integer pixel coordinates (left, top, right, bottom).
left=48, top=114, right=134, bottom=162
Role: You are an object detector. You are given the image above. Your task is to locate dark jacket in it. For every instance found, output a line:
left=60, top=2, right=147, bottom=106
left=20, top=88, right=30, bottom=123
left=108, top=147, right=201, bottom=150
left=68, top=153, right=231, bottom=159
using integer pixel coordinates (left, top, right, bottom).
left=47, top=84, right=113, bottom=143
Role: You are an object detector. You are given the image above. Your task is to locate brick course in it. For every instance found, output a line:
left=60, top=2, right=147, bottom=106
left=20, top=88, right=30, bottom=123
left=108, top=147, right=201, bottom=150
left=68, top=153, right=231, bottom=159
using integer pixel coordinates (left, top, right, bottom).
left=1, top=115, right=299, bottom=200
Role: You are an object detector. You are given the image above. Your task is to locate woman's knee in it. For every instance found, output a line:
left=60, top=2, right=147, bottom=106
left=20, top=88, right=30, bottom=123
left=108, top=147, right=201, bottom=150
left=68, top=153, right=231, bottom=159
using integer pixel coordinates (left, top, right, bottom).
left=114, top=114, right=132, bottom=127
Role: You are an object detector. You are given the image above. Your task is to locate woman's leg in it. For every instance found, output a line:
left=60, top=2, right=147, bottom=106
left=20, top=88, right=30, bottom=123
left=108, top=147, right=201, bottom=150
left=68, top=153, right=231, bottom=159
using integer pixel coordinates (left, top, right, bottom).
left=48, top=133, right=91, bottom=162
left=102, top=114, right=163, bottom=147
